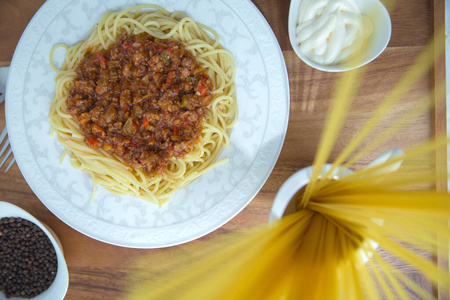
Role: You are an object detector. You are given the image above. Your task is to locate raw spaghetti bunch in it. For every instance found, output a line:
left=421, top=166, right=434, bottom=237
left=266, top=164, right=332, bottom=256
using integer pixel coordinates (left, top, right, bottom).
left=125, top=17, right=449, bottom=300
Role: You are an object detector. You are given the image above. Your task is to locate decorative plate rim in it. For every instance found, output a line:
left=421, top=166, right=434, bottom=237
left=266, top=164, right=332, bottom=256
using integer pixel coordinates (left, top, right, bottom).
left=6, top=0, right=290, bottom=248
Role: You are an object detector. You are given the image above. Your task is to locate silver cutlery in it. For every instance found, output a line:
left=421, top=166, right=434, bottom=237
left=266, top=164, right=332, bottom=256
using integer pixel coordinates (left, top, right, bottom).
left=0, top=66, right=15, bottom=172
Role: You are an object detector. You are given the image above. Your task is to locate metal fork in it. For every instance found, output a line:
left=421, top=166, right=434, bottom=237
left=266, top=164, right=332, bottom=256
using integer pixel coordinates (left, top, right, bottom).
left=0, top=66, right=15, bottom=172
left=0, top=127, right=15, bottom=172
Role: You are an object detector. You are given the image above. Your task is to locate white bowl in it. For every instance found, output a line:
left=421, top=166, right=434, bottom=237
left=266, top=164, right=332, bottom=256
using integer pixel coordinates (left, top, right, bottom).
left=0, top=202, right=69, bottom=300
left=288, top=0, right=392, bottom=72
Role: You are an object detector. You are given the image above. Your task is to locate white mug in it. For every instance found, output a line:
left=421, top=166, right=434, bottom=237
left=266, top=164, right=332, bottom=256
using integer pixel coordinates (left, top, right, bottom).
left=269, top=148, right=403, bottom=263
left=269, top=147, right=404, bottom=222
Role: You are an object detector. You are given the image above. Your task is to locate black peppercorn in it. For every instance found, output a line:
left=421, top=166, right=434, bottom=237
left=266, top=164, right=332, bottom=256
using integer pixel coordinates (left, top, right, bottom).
left=0, top=217, right=58, bottom=298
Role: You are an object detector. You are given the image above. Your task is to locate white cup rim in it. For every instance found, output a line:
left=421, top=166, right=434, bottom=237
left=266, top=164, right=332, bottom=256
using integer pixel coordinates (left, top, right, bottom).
left=269, top=164, right=353, bottom=221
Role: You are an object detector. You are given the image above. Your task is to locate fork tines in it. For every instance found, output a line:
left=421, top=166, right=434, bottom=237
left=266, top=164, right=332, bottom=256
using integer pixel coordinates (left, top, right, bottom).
left=0, top=126, right=15, bottom=172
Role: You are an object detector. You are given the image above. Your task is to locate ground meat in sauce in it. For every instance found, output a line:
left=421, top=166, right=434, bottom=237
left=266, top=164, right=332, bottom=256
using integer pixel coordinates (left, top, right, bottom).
left=67, top=33, right=214, bottom=175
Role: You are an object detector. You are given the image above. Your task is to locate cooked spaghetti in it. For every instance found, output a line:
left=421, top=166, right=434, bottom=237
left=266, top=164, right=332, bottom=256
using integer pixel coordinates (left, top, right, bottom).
left=49, top=5, right=237, bottom=205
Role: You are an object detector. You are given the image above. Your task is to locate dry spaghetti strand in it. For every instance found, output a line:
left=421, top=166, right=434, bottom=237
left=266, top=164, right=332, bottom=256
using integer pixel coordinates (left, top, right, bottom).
left=124, top=10, right=448, bottom=300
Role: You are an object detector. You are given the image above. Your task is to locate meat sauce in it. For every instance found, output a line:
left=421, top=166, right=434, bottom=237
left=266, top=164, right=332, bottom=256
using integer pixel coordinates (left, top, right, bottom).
left=67, top=33, right=214, bottom=175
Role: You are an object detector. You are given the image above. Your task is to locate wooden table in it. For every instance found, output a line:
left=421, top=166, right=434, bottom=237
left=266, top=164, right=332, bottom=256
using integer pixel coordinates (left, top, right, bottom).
left=0, top=0, right=446, bottom=299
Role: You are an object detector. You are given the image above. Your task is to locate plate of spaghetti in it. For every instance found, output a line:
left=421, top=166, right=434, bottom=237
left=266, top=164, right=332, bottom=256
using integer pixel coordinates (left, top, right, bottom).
left=6, top=0, right=289, bottom=248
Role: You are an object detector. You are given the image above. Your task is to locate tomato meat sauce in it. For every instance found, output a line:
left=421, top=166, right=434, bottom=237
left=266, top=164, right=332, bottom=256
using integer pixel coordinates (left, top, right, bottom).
left=67, top=33, right=214, bottom=175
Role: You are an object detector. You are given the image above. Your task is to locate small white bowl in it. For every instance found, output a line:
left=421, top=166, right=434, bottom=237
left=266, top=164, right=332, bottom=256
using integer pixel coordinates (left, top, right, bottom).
left=0, top=202, right=69, bottom=300
left=288, top=0, right=392, bottom=72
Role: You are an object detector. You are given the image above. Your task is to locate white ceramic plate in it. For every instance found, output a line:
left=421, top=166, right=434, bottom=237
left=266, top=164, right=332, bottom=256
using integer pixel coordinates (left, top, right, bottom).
left=0, top=201, right=69, bottom=300
left=6, top=0, right=289, bottom=248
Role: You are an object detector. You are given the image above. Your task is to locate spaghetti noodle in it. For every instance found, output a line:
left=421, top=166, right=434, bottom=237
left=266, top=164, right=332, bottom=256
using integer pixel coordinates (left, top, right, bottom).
left=49, top=5, right=237, bottom=205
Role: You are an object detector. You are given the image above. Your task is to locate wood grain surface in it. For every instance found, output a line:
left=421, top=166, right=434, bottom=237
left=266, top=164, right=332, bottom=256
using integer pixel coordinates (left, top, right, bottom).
left=0, top=0, right=445, bottom=299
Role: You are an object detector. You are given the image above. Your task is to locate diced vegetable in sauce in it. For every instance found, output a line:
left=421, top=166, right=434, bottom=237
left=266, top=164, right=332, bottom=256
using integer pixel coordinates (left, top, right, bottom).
left=67, top=32, right=214, bottom=175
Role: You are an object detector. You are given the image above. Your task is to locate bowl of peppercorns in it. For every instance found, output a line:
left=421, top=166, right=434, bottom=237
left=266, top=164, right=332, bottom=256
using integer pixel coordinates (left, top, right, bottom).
left=0, top=202, right=68, bottom=300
